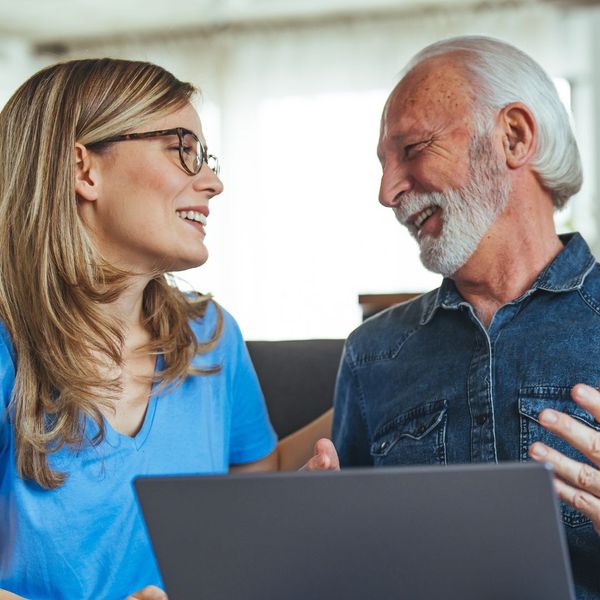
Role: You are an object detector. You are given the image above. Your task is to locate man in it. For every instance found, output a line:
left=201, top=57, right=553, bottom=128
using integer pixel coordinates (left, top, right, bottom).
left=332, top=36, right=600, bottom=598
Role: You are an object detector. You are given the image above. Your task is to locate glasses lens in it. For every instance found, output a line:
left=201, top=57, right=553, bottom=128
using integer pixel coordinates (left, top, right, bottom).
left=181, top=132, right=202, bottom=174
left=207, top=155, right=220, bottom=176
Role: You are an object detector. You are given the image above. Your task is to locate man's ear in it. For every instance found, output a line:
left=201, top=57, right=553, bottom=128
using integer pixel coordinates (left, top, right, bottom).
left=499, top=102, right=536, bottom=169
left=74, top=143, right=99, bottom=202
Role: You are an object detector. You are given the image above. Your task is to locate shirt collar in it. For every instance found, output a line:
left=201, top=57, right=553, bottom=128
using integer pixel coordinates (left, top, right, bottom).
left=420, top=232, right=596, bottom=325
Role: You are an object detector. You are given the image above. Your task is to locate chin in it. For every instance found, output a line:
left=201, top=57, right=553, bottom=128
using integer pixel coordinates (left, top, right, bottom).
left=177, top=251, right=209, bottom=272
left=153, top=251, right=208, bottom=274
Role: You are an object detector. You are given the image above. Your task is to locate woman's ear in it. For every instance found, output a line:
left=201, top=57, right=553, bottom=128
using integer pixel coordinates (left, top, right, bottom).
left=499, top=102, right=536, bottom=170
left=74, top=143, right=99, bottom=202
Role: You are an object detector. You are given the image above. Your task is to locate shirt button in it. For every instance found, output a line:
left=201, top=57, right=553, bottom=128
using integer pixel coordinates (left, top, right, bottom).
left=476, top=415, right=488, bottom=426
left=380, top=441, right=388, bottom=450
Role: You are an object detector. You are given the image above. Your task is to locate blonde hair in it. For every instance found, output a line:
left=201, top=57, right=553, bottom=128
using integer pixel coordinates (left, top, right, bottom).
left=0, top=58, right=222, bottom=489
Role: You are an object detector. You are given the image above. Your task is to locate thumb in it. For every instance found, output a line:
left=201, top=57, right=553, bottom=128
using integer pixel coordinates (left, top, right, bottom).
left=302, top=438, right=340, bottom=471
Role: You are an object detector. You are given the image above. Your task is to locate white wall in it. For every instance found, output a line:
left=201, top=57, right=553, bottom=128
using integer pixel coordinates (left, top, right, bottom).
left=2, top=3, right=598, bottom=339
left=0, top=37, right=41, bottom=107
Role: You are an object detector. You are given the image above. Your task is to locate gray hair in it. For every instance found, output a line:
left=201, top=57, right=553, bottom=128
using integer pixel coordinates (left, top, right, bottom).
left=404, top=36, right=582, bottom=209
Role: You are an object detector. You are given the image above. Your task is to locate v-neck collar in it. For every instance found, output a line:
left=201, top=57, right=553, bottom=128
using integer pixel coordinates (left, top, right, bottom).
left=102, top=354, right=163, bottom=451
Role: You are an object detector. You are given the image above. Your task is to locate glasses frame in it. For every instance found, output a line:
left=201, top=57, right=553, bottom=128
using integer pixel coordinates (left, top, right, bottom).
left=90, top=127, right=219, bottom=176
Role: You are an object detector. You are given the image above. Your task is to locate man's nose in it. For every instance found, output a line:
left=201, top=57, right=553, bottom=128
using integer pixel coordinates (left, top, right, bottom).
left=378, top=164, right=412, bottom=208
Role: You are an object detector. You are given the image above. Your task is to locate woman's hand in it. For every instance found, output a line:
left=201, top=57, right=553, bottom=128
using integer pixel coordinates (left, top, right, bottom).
left=126, top=585, right=168, bottom=599
left=0, top=590, right=26, bottom=599
left=0, top=585, right=167, bottom=600
left=529, top=383, right=600, bottom=534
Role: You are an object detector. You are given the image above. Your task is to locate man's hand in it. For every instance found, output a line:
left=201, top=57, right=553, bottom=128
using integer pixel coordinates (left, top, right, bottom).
left=300, top=438, right=340, bottom=471
left=126, top=585, right=168, bottom=600
left=529, top=383, right=600, bottom=534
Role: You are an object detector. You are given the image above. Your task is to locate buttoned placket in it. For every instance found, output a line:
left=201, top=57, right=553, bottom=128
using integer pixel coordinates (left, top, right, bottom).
left=460, top=296, right=537, bottom=464
left=466, top=317, right=497, bottom=462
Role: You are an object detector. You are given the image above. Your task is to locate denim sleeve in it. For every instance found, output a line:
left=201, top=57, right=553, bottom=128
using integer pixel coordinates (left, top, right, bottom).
left=332, top=345, right=372, bottom=467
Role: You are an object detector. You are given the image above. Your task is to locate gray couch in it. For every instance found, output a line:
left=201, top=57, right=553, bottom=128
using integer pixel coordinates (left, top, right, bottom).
left=246, top=339, right=344, bottom=438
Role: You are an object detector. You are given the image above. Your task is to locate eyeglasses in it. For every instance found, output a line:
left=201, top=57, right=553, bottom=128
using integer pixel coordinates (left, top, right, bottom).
left=89, top=127, right=220, bottom=176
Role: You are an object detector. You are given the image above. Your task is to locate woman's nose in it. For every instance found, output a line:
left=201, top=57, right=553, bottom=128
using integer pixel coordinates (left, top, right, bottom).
left=194, top=166, right=224, bottom=198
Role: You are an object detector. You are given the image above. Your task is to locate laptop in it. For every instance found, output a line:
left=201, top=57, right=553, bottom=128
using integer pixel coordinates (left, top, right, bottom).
left=135, top=462, right=575, bottom=600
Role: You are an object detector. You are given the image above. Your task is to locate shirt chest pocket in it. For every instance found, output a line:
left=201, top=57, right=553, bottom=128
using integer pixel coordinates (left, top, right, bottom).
left=370, top=399, right=447, bottom=466
left=519, top=386, right=600, bottom=528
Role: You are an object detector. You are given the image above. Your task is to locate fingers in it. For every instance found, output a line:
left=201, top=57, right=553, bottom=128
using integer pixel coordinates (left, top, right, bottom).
left=127, top=586, right=168, bottom=600
left=537, top=408, right=600, bottom=466
left=529, top=383, right=600, bottom=534
left=572, top=384, right=600, bottom=422
left=300, top=438, right=340, bottom=471
left=530, top=441, right=600, bottom=497
left=552, top=475, right=600, bottom=535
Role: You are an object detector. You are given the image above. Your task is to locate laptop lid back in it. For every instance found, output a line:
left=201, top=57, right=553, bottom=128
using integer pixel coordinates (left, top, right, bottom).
left=135, top=462, right=574, bottom=600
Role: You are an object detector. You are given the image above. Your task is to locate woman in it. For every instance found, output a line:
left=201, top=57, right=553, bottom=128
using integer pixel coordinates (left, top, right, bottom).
left=0, top=59, right=336, bottom=600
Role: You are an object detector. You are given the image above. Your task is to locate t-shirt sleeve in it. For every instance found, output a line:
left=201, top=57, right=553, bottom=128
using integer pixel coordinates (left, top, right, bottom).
left=0, top=323, right=16, bottom=457
left=224, top=311, right=277, bottom=465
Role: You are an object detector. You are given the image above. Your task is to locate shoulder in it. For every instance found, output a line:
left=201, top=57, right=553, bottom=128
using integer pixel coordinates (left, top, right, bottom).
left=580, top=262, right=600, bottom=301
left=0, top=320, right=16, bottom=369
left=345, top=290, right=437, bottom=366
left=186, top=299, right=248, bottom=375
left=556, top=233, right=600, bottom=310
left=575, top=260, right=600, bottom=320
left=0, top=321, right=16, bottom=412
left=188, top=298, right=242, bottom=347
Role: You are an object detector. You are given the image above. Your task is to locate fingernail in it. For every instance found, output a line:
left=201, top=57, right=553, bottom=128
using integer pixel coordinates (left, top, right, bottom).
left=540, top=410, right=558, bottom=424
left=575, top=385, right=593, bottom=402
left=531, top=443, right=548, bottom=457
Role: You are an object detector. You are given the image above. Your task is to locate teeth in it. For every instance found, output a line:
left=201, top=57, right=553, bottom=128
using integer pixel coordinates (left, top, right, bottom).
left=176, top=210, right=207, bottom=226
left=414, top=206, right=437, bottom=229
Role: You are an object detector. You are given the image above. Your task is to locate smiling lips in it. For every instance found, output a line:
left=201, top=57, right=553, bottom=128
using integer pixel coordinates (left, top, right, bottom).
left=412, top=205, right=439, bottom=231
left=403, top=204, right=441, bottom=240
left=176, top=210, right=207, bottom=226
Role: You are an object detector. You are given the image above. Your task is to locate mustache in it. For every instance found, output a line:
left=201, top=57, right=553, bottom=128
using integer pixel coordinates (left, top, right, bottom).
left=393, top=190, right=454, bottom=225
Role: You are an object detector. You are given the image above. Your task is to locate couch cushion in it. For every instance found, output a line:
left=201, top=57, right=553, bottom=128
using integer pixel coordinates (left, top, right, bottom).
left=246, top=339, right=344, bottom=438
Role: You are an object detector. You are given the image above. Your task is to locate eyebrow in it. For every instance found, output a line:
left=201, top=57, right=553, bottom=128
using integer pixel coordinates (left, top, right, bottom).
left=388, top=127, right=431, bottom=143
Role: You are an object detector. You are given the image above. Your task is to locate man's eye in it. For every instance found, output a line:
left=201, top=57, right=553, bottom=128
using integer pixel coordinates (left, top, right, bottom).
left=404, top=140, right=431, bottom=158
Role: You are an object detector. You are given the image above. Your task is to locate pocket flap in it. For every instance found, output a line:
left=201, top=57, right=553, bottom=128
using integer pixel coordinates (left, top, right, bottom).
left=519, top=386, right=600, bottom=430
left=518, top=385, right=600, bottom=527
left=371, top=399, right=447, bottom=456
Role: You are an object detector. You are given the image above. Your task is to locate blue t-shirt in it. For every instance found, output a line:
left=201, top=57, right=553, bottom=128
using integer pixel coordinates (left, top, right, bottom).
left=0, top=301, right=277, bottom=599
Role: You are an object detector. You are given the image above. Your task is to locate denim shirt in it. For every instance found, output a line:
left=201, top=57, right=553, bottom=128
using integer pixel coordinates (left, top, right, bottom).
left=333, top=233, right=600, bottom=599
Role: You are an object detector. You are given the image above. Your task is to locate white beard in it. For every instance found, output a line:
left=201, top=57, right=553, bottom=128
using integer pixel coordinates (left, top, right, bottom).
left=393, top=133, right=510, bottom=277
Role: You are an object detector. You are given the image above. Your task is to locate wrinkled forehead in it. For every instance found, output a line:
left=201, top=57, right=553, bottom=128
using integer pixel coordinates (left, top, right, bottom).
left=380, top=58, right=475, bottom=138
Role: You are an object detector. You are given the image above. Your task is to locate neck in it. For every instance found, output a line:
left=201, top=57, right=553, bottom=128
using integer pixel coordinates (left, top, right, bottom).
left=452, top=191, right=562, bottom=327
left=101, top=275, right=153, bottom=350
